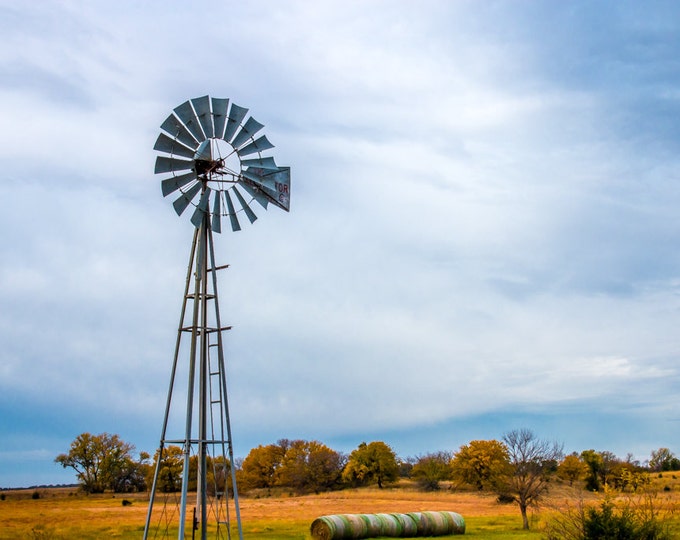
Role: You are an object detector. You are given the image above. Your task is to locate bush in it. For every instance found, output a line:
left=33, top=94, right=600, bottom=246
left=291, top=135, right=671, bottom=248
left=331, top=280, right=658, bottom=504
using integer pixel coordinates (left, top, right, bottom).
left=497, top=493, right=515, bottom=504
left=545, top=495, right=673, bottom=540
left=31, top=491, right=40, bottom=500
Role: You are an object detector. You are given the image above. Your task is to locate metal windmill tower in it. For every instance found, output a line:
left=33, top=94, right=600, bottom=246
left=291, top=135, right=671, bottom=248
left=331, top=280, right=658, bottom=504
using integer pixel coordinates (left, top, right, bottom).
left=144, top=96, right=290, bottom=540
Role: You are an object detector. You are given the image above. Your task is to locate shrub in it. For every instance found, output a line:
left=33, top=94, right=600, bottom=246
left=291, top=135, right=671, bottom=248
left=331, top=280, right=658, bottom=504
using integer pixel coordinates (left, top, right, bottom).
left=545, top=495, right=673, bottom=540
left=497, top=493, right=515, bottom=504
left=31, top=491, right=40, bottom=500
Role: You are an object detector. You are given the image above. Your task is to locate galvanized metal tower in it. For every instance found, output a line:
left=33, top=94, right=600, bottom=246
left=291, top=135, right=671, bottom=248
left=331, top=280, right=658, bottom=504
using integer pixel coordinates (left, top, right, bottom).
left=144, top=96, right=290, bottom=540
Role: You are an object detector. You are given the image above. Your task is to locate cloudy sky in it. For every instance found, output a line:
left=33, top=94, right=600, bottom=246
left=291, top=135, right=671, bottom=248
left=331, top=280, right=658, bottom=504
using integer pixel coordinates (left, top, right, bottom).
left=2, top=0, right=680, bottom=488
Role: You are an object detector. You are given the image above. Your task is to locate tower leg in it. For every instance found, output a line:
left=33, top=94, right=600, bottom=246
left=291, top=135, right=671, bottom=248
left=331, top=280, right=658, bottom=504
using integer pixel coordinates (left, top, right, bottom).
left=144, top=213, right=243, bottom=539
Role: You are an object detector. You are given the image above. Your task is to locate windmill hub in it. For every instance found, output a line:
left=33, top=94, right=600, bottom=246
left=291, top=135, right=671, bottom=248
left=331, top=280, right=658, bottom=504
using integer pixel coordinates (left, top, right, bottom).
left=194, top=158, right=224, bottom=177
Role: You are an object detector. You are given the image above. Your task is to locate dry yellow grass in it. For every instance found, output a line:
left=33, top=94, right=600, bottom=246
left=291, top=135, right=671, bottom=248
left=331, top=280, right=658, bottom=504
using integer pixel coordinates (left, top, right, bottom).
left=1, top=475, right=679, bottom=539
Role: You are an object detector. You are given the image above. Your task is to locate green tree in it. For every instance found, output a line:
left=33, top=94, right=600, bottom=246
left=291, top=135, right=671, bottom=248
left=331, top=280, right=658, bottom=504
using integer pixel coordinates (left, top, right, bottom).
left=410, top=451, right=452, bottom=491
left=581, top=449, right=622, bottom=491
left=598, top=451, right=620, bottom=488
left=581, top=449, right=604, bottom=491
left=501, top=428, right=563, bottom=530
left=55, top=432, right=141, bottom=493
left=650, top=448, right=680, bottom=472
left=342, top=441, right=399, bottom=489
left=450, top=439, right=510, bottom=491
left=110, top=450, right=149, bottom=493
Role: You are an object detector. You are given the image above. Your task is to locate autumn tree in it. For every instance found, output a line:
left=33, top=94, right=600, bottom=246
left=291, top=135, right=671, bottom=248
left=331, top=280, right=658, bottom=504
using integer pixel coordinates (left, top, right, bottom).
left=276, top=439, right=344, bottom=494
left=55, top=432, right=144, bottom=493
left=146, top=447, right=232, bottom=495
left=558, top=453, right=587, bottom=486
left=238, top=442, right=286, bottom=491
left=238, top=439, right=343, bottom=494
left=410, top=451, right=453, bottom=491
left=147, top=445, right=183, bottom=492
left=450, top=439, right=510, bottom=491
left=501, top=429, right=563, bottom=530
left=342, top=441, right=399, bottom=489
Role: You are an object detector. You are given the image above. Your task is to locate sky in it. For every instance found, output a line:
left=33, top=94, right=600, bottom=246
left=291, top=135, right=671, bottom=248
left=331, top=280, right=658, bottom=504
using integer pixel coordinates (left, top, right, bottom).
left=1, top=0, right=680, bottom=488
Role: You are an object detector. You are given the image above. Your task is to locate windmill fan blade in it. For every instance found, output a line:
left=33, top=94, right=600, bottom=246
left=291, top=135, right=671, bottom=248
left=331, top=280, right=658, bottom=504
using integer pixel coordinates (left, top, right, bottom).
left=241, top=157, right=279, bottom=170
left=174, top=100, right=205, bottom=143
left=191, top=95, right=214, bottom=139
left=190, top=187, right=211, bottom=228
left=154, top=132, right=196, bottom=159
left=232, top=186, right=258, bottom=224
left=211, top=97, right=229, bottom=139
left=224, top=191, right=241, bottom=232
left=223, top=103, right=248, bottom=143
left=240, top=181, right=269, bottom=209
left=155, top=155, right=194, bottom=174
left=160, top=114, right=199, bottom=149
left=193, top=140, right=212, bottom=161
left=161, top=171, right=197, bottom=197
left=230, top=117, right=265, bottom=150
left=172, top=181, right=202, bottom=216
left=155, top=96, right=290, bottom=231
left=241, top=166, right=290, bottom=211
left=211, top=190, right=222, bottom=234
left=236, top=135, right=274, bottom=157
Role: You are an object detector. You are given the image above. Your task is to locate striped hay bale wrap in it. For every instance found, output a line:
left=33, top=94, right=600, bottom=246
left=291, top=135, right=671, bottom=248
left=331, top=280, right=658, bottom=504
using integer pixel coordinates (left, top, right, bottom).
left=393, top=513, right=418, bottom=536
left=408, top=511, right=466, bottom=536
left=310, top=514, right=367, bottom=540
left=310, top=511, right=464, bottom=539
left=376, top=513, right=402, bottom=536
left=361, top=513, right=382, bottom=536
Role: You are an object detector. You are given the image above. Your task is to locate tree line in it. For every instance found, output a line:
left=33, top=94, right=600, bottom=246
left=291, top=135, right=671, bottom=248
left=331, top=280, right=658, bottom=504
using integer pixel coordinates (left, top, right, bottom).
left=55, top=429, right=680, bottom=530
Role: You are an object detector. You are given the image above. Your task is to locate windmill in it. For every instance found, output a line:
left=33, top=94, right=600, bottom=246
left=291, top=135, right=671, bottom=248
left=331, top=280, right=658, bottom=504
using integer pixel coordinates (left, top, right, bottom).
left=144, top=96, right=290, bottom=540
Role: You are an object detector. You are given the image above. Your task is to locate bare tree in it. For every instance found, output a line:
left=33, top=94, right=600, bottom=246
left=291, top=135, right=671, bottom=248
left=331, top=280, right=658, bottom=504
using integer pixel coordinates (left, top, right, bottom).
left=501, top=428, right=564, bottom=530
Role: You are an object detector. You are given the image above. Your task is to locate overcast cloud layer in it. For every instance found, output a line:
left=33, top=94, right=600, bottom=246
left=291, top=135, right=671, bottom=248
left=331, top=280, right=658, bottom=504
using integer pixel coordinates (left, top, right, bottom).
left=2, top=1, right=680, bottom=487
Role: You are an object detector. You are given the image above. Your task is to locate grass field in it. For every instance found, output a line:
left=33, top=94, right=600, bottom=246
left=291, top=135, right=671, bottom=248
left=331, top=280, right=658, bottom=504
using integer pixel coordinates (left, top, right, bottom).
left=1, top=475, right=679, bottom=539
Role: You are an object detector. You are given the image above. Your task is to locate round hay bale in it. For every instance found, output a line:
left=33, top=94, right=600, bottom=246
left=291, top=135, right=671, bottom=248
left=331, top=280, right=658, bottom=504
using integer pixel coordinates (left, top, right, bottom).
left=361, top=513, right=382, bottom=536
left=393, top=513, right=418, bottom=537
left=406, top=511, right=465, bottom=536
left=310, top=514, right=367, bottom=539
left=444, top=511, right=466, bottom=534
left=407, top=512, right=427, bottom=535
left=311, top=515, right=341, bottom=540
left=310, top=511, right=465, bottom=539
left=376, top=513, right=402, bottom=536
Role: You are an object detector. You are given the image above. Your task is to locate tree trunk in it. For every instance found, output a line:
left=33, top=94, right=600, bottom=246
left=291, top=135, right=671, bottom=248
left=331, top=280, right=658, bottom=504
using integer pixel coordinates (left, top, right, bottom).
left=520, top=502, right=529, bottom=530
